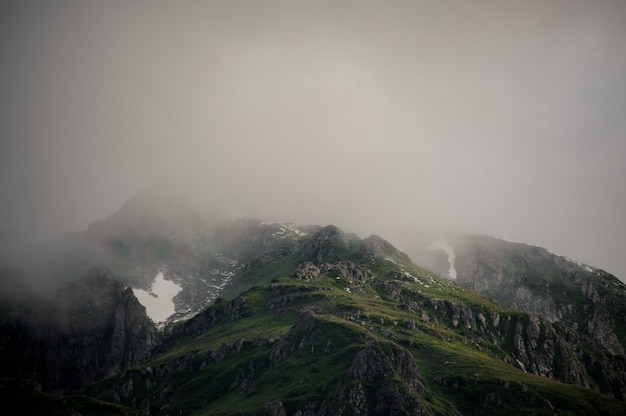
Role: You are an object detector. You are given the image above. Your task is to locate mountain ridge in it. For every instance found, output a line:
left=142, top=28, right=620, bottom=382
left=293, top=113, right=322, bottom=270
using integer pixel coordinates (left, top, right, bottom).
left=3, top=193, right=626, bottom=414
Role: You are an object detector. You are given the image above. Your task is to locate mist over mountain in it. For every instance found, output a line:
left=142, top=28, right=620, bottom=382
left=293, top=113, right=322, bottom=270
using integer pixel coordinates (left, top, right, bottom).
left=3, top=193, right=626, bottom=414
left=2, top=1, right=626, bottom=414
left=2, top=1, right=626, bottom=280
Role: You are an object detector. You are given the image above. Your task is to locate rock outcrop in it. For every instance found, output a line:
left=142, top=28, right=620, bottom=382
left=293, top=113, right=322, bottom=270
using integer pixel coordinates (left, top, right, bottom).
left=423, top=234, right=626, bottom=399
left=0, top=269, right=156, bottom=392
left=334, top=341, right=430, bottom=416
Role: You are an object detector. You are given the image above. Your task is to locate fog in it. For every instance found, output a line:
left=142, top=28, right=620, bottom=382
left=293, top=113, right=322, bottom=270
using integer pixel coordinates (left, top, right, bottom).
left=2, top=1, right=626, bottom=278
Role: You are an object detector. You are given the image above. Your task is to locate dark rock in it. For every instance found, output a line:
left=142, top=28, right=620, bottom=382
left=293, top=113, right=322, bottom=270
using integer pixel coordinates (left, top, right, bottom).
left=320, top=261, right=374, bottom=282
left=264, top=400, right=287, bottom=416
left=224, top=296, right=248, bottom=321
left=0, top=269, right=156, bottom=392
left=213, top=338, right=245, bottom=363
left=327, top=341, right=433, bottom=415
left=432, top=234, right=626, bottom=399
left=291, top=262, right=322, bottom=281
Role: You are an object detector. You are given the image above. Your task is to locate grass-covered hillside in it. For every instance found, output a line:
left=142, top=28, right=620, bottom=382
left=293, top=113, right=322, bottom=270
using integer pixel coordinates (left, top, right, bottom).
left=89, top=229, right=626, bottom=415
left=4, top=193, right=626, bottom=414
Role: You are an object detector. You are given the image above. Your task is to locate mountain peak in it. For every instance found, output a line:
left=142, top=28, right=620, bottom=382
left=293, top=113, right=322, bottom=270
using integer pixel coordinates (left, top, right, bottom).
left=5, top=198, right=626, bottom=414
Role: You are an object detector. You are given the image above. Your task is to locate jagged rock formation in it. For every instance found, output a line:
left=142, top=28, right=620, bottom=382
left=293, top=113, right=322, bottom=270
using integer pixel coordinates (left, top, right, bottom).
left=3, top=196, right=626, bottom=414
left=6, top=192, right=322, bottom=322
left=0, top=269, right=156, bottom=392
left=336, top=341, right=431, bottom=416
left=6, top=192, right=417, bottom=327
left=419, top=234, right=626, bottom=400
left=84, top=228, right=626, bottom=414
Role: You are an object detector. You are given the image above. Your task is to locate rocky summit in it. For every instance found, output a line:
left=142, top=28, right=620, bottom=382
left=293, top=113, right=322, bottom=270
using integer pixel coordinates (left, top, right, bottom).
left=2, top=194, right=626, bottom=415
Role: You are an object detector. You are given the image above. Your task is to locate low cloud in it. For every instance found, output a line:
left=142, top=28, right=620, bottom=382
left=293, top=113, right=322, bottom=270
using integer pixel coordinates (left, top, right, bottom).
left=1, top=1, right=625, bottom=278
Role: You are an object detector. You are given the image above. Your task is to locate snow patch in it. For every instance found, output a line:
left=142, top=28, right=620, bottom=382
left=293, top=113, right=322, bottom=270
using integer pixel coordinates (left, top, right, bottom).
left=428, top=241, right=457, bottom=280
left=384, top=256, right=399, bottom=265
left=134, top=272, right=182, bottom=324
left=261, top=222, right=309, bottom=237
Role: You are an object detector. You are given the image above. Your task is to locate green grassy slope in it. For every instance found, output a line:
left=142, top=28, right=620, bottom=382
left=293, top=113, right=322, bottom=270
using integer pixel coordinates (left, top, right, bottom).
left=91, top=255, right=626, bottom=415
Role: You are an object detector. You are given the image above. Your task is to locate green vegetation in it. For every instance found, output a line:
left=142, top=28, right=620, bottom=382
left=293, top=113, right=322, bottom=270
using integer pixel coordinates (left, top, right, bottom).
left=0, top=380, right=141, bottom=416
left=14, top=221, right=626, bottom=415
left=90, top=254, right=626, bottom=415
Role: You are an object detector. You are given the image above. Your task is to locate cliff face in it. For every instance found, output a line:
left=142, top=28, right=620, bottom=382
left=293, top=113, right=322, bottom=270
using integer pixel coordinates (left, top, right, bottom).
left=337, top=341, right=432, bottom=416
left=0, top=269, right=156, bottom=392
left=10, top=193, right=321, bottom=323
left=5, top=209, right=626, bottom=414
left=86, top=229, right=626, bottom=415
left=445, top=235, right=625, bottom=323
left=428, top=234, right=626, bottom=399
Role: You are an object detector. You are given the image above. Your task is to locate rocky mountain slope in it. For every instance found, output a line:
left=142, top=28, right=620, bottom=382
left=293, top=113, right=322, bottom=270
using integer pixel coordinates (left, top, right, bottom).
left=0, top=269, right=156, bottom=392
left=8, top=192, right=319, bottom=323
left=3, top=195, right=626, bottom=414
left=418, top=234, right=626, bottom=399
left=87, top=225, right=626, bottom=415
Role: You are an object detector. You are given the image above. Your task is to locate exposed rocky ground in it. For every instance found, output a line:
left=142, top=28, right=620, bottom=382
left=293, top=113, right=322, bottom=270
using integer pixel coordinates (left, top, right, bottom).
left=421, top=234, right=626, bottom=400
left=2, top=195, right=626, bottom=414
left=0, top=269, right=156, bottom=392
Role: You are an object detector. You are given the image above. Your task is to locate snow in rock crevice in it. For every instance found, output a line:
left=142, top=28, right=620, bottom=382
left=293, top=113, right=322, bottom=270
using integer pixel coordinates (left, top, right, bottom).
left=134, top=271, right=182, bottom=324
left=428, top=241, right=457, bottom=280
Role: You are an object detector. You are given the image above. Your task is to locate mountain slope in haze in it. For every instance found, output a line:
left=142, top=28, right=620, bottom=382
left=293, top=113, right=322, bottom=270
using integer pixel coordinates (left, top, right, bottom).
left=87, top=225, right=626, bottom=415
left=3, top=194, right=626, bottom=413
left=0, top=269, right=156, bottom=392
left=418, top=234, right=626, bottom=399
left=7, top=192, right=320, bottom=323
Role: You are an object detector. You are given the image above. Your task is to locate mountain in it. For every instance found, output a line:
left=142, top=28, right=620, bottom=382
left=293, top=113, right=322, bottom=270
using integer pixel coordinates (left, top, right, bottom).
left=417, top=234, right=626, bottom=399
left=87, top=226, right=626, bottom=414
left=2, top=194, right=626, bottom=414
left=0, top=269, right=156, bottom=392
left=7, top=191, right=320, bottom=322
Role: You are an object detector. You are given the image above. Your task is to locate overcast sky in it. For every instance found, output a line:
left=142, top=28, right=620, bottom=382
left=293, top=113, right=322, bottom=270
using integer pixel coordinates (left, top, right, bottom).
left=1, top=1, right=626, bottom=278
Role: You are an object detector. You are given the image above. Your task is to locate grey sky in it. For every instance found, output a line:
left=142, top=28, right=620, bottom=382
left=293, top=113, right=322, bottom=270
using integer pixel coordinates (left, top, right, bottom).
left=1, top=1, right=626, bottom=278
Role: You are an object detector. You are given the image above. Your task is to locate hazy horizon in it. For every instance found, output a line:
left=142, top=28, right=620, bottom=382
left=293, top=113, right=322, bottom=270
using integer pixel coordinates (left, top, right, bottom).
left=2, top=1, right=626, bottom=278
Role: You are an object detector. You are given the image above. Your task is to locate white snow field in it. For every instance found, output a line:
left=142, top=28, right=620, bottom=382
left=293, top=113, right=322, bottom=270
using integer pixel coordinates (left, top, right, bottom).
left=134, top=271, right=182, bottom=324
